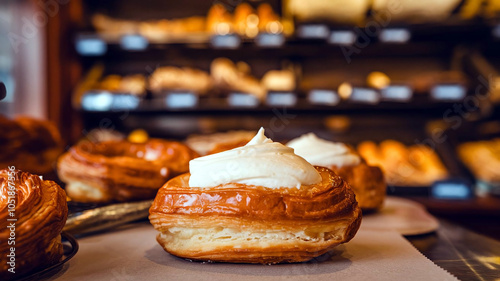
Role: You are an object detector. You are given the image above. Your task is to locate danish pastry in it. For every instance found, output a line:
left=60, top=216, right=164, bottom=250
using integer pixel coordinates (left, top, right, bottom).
left=0, top=115, right=62, bottom=175
left=288, top=133, right=386, bottom=210
left=58, top=138, right=198, bottom=203
left=150, top=128, right=361, bottom=264
left=0, top=168, right=67, bottom=280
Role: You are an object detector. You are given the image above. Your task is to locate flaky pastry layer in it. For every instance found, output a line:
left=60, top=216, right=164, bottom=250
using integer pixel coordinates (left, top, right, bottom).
left=0, top=169, right=68, bottom=280
left=58, top=139, right=198, bottom=203
left=149, top=167, right=362, bottom=264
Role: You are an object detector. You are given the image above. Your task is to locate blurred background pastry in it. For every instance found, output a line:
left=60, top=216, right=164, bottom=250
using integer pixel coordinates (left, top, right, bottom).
left=288, top=133, right=386, bottom=210
left=185, top=130, right=256, bottom=156
left=149, top=66, right=212, bottom=95
left=0, top=115, right=63, bottom=176
left=458, top=139, right=500, bottom=183
left=57, top=138, right=198, bottom=203
left=358, top=140, right=449, bottom=186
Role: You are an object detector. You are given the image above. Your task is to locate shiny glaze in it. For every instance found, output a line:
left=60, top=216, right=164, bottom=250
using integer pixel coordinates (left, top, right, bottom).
left=57, top=138, right=199, bottom=202
left=150, top=167, right=358, bottom=220
left=0, top=169, right=67, bottom=279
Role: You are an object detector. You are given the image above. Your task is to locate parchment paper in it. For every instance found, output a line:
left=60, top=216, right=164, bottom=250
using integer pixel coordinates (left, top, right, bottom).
left=47, top=223, right=457, bottom=281
left=361, top=196, right=440, bottom=235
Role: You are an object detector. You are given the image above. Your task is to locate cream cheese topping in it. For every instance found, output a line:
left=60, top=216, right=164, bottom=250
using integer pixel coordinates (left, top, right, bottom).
left=287, top=133, right=361, bottom=168
left=188, top=128, right=322, bottom=189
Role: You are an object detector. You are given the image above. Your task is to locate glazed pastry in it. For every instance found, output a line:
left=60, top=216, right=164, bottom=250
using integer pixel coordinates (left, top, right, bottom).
left=149, top=66, right=212, bottom=95
left=57, top=139, right=198, bottom=203
left=358, top=140, right=448, bottom=186
left=0, top=168, right=67, bottom=280
left=458, top=139, right=500, bottom=183
left=185, top=130, right=256, bottom=155
left=288, top=133, right=386, bottom=210
left=150, top=128, right=361, bottom=264
left=211, top=58, right=266, bottom=100
left=0, top=115, right=62, bottom=175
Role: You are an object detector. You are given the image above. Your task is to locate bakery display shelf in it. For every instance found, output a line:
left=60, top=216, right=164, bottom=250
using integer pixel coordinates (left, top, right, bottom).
left=444, top=118, right=500, bottom=197
left=78, top=93, right=478, bottom=116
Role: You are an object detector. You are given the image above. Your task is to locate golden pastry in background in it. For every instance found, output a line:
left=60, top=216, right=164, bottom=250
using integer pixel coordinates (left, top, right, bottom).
left=458, top=139, right=500, bottom=183
left=185, top=130, right=256, bottom=155
left=57, top=139, right=198, bottom=203
left=0, top=169, right=68, bottom=280
left=149, top=66, right=212, bottom=95
left=0, top=115, right=63, bottom=175
left=358, top=140, right=449, bottom=186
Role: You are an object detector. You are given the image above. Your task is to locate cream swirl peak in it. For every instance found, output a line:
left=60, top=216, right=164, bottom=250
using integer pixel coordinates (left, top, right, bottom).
left=287, top=133, right=361, bottom=168
left=188, top=127, right=322, bottom=189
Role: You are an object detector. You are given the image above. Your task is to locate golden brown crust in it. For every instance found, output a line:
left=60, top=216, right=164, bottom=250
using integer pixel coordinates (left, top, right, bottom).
left=0, top=116, right=63, bottom=175
left=0, top=169, right=68, bottom=280
left=58, top=139, right=199, bottom=203
left=149, top=167, right=362, bottom=264
left=330, top=161, right=386, bottom=211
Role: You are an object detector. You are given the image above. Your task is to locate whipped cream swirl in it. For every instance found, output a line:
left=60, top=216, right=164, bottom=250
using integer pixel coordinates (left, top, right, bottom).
left=188, top=128, right=321, bottom=189
left=287, top=133, right=361, bottom=168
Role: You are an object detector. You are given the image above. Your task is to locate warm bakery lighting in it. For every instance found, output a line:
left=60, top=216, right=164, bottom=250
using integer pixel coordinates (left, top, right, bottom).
left=245, top=14, right=259, bottom=38
left=215, top=22, right=231, bottom=35
left=367, top=71, right=391, bottom=89
left=267, top=21, right=283, bottom=34
left=128, top=129, right=149, bottom=143
left=338, top=82, right=353, bottom=99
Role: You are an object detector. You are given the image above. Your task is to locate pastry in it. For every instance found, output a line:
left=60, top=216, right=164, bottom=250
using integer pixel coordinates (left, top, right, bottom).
left=457, top=139, right=500, bottom=183
left=0, top=115, right=63, bottom=175
left=288, top=133, right=386, bottom=210
left=261, top=70, right=296, bottom=92
left=150, top=128, right=361, bottom=264
left=211, top=58, right=266, bottom=100
left=372, top=0, right=461, bottom=23
left=98, top=74, right=146, bottom=96
left=149, top=66, right=212, bottom=95
left=358, top=140, right=448, bottom=186
left=257, top=3, right=282, bottom=33
left=0, top=168, right=68, bottom=280
left=57, top=139, right=198, bottom=203
left=207, top=4, right=234, bottom=34
left=286, top=0, right=370, bottom=25
left=185, top=130, right=256, bottom=155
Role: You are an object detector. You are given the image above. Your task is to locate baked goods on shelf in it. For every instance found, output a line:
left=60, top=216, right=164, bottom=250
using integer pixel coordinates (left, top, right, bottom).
left=286, top=0, right=370, bottom=25
left=97, top=74, right=146, bottom=96
left=149, top=66, right=212, bottom=95
left=185, top=130, right=256, bottom=155
left=57, top=138, right=198, bottom=203
left=261, top=69, right=296, bottom=92
left=457, top=139, right=500, bottom=183
left=358, top=140, right=449, bottom=186
left=0, top=115, right=62, bottom=175
left=0, top=168, right=68, bottom=280
left=288, top=133, right=386, bottom=210
left=150, top=128, right=361, bottom=264
left=372, top=0, right=461, bottom=23
left=210, top=58, right=266, bottom=99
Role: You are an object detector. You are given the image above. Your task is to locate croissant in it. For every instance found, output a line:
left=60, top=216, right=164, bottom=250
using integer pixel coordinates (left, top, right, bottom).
left=57, top=139, right=198, bottom=203
left=149, top=167, right=362, bottom=264
left=0, top=168, right=68, bottom=280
